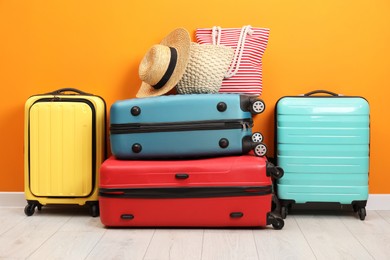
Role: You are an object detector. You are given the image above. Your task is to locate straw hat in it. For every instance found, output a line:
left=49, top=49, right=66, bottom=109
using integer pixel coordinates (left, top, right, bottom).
left=176, top=43, right=234, bottom=94
left=136, top=28, right=191, bottom=98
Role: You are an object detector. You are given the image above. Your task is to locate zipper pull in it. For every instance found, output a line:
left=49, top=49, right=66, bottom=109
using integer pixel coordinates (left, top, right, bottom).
left=241, top=121, right=251, bottom=131
left=51, top=96, right=61, bottom=102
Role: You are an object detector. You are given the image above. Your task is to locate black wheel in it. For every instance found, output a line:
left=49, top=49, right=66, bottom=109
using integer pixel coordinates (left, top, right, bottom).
left=24, top=204, right=35, bottom=216
left=250, top=99, right=265, bottom=114
left=280, top=206, right=288, bottom=219
left=90, top=203, right=99, bottom=217
left=37, top=203, right=43, bottom=211
left=254, top=143, right=267, bottom=157
left=251, top=132, right=263, bottom=143
left=273, top=166, right=284, bottom=179
left=272, top=218, right=285, bottom=230
left=358, top=207, right=366, bottom=221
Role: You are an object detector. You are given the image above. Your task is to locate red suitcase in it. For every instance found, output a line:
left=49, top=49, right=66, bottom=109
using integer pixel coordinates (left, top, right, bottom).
left=99, top=155, right=284, bottom=229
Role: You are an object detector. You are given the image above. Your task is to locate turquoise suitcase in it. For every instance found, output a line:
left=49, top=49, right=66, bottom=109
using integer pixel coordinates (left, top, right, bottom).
left=275, top=90, right=369, bottom=220
left=110, top=94, right=267, bottom=159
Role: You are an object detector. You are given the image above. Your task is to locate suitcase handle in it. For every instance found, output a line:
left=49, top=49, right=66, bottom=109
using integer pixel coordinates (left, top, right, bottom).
left=175, top=173, right=189, bottom=179
left=230, top=212, right=244, bottom=218
left=121, top=214, right=134, bottom=220
left=46, top=88, right=92, bottom=96
left=303, top=90, right=341, bottom=96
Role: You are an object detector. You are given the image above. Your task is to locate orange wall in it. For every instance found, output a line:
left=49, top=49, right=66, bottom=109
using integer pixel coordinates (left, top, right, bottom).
left=1, top=1, right=389, bottom=193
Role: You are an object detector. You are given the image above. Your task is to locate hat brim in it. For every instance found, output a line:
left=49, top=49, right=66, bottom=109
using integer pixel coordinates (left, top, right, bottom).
left=136, top=28, right=191, bottom=98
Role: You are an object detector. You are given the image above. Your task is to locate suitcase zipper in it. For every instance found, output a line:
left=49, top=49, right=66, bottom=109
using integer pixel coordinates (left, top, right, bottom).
left=99, top=186, right=272, bottom=198
left=110, top=119, right=253, bottom=134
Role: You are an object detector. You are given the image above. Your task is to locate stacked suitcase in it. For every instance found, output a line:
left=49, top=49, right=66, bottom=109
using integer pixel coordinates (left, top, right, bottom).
left=99, top=94, right=285, bottom=229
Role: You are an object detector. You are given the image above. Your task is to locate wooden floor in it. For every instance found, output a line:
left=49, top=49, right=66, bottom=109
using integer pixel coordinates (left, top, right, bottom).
left=0, top=205, right=389, bottom=260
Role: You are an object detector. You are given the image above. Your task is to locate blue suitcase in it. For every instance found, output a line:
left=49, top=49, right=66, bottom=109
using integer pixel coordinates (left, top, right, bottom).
left=275, top=90, right=370, bottom=220
left=110, top=94, right=267, bottom=159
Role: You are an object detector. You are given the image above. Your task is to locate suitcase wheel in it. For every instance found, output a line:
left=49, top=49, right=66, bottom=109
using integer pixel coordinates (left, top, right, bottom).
left=24, top=204, right=35, bottom=216
left=353, top=204, right=367, bottom=221
left=90, top=204, right=99, bottom=218
left=87, top=202, right=100, bottom=218
left=273, top=166, right=284, bottom=179
left=251, top=132, right=263, bottom=143
left=249, top=99, right=265, bottom=114
left=253, top=143, right=267, bottom=157
left=24, top=202, right=42, bottom=216
left=272, top=218, right=285, bottom=230
left=267, top=212, right=285, bottom=230
left=266, top=162, right=284, bottom=179
left=358, top=207, right=366, bottom=221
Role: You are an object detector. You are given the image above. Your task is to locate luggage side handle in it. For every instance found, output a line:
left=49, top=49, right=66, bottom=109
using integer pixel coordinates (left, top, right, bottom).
left=230, top=212, right=244, bottom=218
left=121, top=214, right=134, bottom=220
left=46, top=88, right=92, bottom=96
left=302, top=90, right=342, bottom=96
left=175, top=173, right=189, bottom=180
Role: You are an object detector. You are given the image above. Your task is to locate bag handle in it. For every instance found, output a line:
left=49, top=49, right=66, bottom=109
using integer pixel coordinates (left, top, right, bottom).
left=303, top=90, right=342, bottom=96
left=46, top=88, right=91, bottom=96
left=212, top=25, right=253, bottom=79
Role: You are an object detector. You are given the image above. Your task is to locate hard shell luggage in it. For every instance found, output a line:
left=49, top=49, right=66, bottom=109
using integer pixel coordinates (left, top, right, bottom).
left=275, top=90, right=370, bottom=220
left=99, top=155, right=284, bottom=229
left=109, top=94, right=267, bottom=159
left=24, top=88, right=106, bottom=217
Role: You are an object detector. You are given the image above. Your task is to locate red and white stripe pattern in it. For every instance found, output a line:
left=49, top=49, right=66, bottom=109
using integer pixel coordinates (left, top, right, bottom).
left=196, top=27, right=270, bottom=96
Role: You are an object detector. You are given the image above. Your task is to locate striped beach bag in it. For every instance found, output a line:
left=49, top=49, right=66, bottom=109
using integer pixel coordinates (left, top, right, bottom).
left=196, top=25, right=270, bottom=96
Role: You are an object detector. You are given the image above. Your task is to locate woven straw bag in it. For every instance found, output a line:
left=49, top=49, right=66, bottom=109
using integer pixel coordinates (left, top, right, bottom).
left=176, top=43, right=234, bottom=94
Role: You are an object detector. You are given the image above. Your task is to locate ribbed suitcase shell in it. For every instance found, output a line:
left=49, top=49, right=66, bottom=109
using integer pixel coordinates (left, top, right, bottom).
left=276, top=91, right=369, bottom=215
left=109, top=94, right=265, bottom=159
left=99, top=155, right=283, bottom=228
left=24, top=89, right=106, bottom=216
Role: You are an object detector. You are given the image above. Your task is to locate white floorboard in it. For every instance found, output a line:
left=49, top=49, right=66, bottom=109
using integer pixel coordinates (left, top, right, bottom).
left=28, top=215, right=105, bottom=260
left=0, top=205, right=390, bottom=259
left=253, top=216, right=316, bottom=259
left=295, top=214, right=374, bottom=260
left=352, top=233, right=390, bottom=260
left=377, top=210, right=390, bottom=223
left=0, top=213, right=71, bottom=258
left=143, top=229, right=204, bottom=260
left=202, top=229, right=259, bottom=260
left=85, top=229, right=155, bottom=260
left=342, top=210, right=390, bottom=235
left=340, top=211, right=390, bottom=260
left=0, top=207, right=26, bottom=235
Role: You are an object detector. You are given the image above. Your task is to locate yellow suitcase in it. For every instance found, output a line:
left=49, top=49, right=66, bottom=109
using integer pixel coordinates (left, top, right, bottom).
left=24, top=88, right=106, bottom=217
